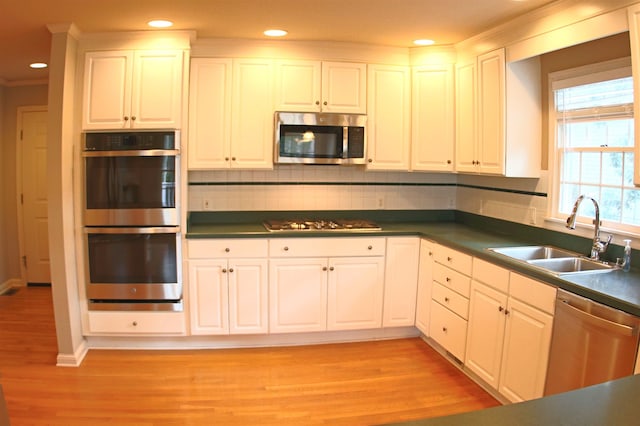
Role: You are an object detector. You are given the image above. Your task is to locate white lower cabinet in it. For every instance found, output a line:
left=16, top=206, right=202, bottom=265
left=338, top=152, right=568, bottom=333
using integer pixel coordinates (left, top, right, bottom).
left=187, top=239, right=269, bottom=335
left=383, top=237, right=420, bottom=327
left=415, top=239, right=434, bottom=335
left=268, top=238, right=386, bottom=334
left=465, top=260, right=555, bottom=403
left=428, top=244, right=472, bottom=362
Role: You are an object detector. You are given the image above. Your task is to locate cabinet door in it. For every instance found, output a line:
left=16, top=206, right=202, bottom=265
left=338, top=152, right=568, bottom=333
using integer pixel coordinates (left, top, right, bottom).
left=477, top=48, right=505, bottom=175
left=131, top=50, right=183, bottom=129
left=411, top=64, right=455, bottom=171
left=499, top=297, right=553, bottom=402
left=188, top=58, right=232, bottom=169
left=274, top=60, right=321, bottom=112
left=231, top=59, right=274, bottom=169
left=83, top=51, right=132, bottom=130
left=454, top=61, right=477, bottom=173
left=415, top=240, right=434, bottom=335
left=383, top=237, right=420, bottom=327
left=188, top=260, right=229, bottom=335
left=228, top=259, right=269, bottom=334
left=321, top=61, right=367, bottom=113
left=327, top=256, right=385, bottom=331
left=269, top=258, right=328, bottom=333
left=366, top=64, right=411, bottom=170
left=465, top=280, right=508, bottom=389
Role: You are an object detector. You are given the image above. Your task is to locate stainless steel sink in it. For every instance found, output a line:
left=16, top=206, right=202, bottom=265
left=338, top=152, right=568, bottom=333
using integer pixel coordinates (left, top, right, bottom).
left=488, top=245, right=579, bottom=261
left=487, top=245, right=617, bottom=276
left=527, top=257, right=616, bottom=275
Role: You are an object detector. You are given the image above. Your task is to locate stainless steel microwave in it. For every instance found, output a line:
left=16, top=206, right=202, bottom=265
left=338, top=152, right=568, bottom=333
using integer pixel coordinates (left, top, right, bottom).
left=274, top=112, right=367, bottom=165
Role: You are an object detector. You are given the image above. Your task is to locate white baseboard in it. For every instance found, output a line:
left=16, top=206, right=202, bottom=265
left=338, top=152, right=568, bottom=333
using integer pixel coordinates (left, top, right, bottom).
left=56, top=339, right=89, bottom=367
left=0, top=278, right=23, bottom=294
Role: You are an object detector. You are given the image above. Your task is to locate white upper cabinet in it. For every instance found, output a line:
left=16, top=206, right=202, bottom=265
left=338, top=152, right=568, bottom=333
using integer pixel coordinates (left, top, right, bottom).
left=274, top=60, right=366, bottom=113
left=188, top=58, right=232, bottom=169
left=83, top=50, right=183, bottom=130
left=188, top=58, right=273, bottom=169
left=455, top=48, right=541, bottom=177
left=411, top=64, right=455, bottom=172
left=366, top=64, right=411, bottom=170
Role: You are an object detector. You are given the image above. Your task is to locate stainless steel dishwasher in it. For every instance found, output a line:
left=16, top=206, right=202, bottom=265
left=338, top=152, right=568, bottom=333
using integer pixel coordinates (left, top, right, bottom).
left=544, top=289, right=640, bottom=396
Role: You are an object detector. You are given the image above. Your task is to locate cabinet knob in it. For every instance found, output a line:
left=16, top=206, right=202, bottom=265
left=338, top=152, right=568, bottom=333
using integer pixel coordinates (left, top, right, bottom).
left=428, top=251, right=433, bottom=256
left=323, top=101, right=328, bottom=106
left=499, top=306, right=504, bottom=312
left=446, top=277, right=451, bottom=282
left=131, top=116, right=136, bottom=121
left=229, top=268, right=234, bottom=273
left=225, top=248, right=230, bottom=253
left=322, top=266, right=328, bottom=271
left=442, top=327, right=447, bottom=333
left=222, top=268, right=227, bottom=273
left=283, top=246, right=289, bottom=251
left=368, top=158, right=373, bottom=163
left=329, top=266, right=335, bottom=271
left=132, top=321, right=138, bottom=326
left=124, top=116, right=129, bottom=121
left=232, top=157, right=236, bottom=161
left=447, top=256, right=452, bottom=262
left=447, top=160, right=452, bottom=164
left=444, top=297, right=450, bottom=303
left=225, top=157, right=230, bottom=161
left=315, top=101, right=320, bottom=105
left=368, top=245, right=373, bottom=250
left=504, top=309, right=510, bottom=316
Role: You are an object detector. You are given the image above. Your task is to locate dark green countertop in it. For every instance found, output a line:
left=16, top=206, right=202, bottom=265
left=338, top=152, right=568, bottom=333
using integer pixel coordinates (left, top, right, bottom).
left=384, top=374, right=640, bottom=426
left=186, top=210, right=640, bottom=317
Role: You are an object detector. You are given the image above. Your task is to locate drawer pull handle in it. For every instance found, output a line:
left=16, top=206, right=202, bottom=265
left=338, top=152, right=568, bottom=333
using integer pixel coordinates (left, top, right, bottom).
left=225, top=248, right=230, bottom=253
left=442, top=327, right=447, bottom=333
left=447, top=256, right=452, bottom=262
left=132, top=321, right=138, bottom=326
left=499, top=306, right=504, bottom=312
left=284, top=246, right=289, bottom=251
left=368, top=245, right=373, bottom=250
left=444, top=297, right=450, bottom=303
left=446, top=277, right=451, bottom=282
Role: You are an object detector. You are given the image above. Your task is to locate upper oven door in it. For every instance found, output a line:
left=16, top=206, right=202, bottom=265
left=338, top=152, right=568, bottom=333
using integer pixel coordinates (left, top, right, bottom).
left=83, top=152, right=179, bottom=226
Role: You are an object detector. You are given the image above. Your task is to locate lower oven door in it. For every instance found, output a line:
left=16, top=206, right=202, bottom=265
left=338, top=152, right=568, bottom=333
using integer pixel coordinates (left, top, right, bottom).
left=85, top=226, right=182, bottom=311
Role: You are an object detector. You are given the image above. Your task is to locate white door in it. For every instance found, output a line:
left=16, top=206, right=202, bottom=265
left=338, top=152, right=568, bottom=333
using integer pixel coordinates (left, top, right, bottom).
left=228, top=258, right=269, bottom=334
left=19, top=107, right=50, bottom=284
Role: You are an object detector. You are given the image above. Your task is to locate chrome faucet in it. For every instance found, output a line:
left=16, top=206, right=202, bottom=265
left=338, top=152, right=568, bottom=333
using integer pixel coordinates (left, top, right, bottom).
left=566, top=195, right=612, bottom=260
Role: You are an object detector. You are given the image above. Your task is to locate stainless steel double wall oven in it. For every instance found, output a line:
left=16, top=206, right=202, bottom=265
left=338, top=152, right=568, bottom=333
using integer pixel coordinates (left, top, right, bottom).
left=83, top=130, right=182, bottom=311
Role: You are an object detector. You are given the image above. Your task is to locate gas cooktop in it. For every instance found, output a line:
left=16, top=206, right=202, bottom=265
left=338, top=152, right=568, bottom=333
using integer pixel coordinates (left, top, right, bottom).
left=263, top=218, right=381, bottom=232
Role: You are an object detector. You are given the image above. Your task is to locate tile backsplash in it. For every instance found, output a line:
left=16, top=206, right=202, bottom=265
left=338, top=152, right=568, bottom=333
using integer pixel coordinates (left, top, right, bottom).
left=188, top=165, right=549, bottom=227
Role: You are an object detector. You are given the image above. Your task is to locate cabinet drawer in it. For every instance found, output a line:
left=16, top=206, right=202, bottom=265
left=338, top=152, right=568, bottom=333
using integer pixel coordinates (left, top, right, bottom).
left=433, top=245, right=472, bottom=275
left=473, top=257, right=510, bottom=293
left=269, top=237, right=386, bottom=257
left=433, top=263, right=471, bottom=297
left=509, top=273, right=557, bottom=314
left=188, top=239, right=268, bottom=259
left=87, top=311, right=186, bottom=334
left=429, top=300, right=468, bottom=362
left=432, top=282, right=469, bottom=319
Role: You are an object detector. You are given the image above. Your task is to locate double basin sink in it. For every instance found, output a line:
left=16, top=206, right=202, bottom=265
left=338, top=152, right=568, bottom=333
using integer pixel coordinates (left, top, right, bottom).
left=487, top=245, right=618, bottom=276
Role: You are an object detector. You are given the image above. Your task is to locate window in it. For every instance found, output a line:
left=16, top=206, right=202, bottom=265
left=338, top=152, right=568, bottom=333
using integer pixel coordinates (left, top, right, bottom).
left=550, top=57, right=640, bottom=233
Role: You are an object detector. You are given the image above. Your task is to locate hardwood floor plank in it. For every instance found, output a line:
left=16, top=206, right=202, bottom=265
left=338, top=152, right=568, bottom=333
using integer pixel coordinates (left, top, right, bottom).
left=0, top=287, right=499, bottom=425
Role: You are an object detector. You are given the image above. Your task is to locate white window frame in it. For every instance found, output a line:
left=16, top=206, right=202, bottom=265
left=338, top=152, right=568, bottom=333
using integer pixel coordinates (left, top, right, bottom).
left=548, top=57, right=637, bottom=235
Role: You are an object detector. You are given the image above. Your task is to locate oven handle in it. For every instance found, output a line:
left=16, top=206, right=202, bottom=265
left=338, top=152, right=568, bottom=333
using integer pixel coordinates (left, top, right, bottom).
left=84, top=226, right=180, bottom=234
left=82, top=149, right=180, bottom=157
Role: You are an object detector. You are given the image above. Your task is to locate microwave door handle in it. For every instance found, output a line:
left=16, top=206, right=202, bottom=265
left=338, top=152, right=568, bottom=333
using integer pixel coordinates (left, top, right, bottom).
left=342, top=126, right=348, bottom=159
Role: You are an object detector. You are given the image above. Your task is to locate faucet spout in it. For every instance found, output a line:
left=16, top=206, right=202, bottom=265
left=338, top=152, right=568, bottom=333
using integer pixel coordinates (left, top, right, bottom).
left=566, top=195, right=611, bottom=260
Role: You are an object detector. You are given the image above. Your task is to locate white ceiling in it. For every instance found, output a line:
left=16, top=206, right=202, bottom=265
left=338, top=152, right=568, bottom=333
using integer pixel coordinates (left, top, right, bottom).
left=0, top=0, right=557, bottom=85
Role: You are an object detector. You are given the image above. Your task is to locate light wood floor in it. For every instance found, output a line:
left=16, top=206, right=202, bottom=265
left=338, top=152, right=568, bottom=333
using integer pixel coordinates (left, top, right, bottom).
left=0, top=286, right=499, bottom=425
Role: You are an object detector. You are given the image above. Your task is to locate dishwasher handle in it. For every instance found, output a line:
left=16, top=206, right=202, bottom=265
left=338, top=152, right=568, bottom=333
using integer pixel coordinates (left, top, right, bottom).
left=559, top=299, right=637, bottom=337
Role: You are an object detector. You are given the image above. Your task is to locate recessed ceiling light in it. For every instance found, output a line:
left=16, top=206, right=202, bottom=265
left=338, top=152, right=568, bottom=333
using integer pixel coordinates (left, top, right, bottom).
left=264, top=29, right=288, bottom=37
left=148, top=20, right=174, bottom=28
left=413, top=39, right=435, bottom=46
left=29, top=62, right=48, bottom=69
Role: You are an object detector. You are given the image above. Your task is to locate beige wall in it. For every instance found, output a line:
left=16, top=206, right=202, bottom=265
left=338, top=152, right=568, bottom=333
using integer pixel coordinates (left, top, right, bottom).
left=1, top=84, right=48, bottom=283
left=540, top=32, right=631, bottom=170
